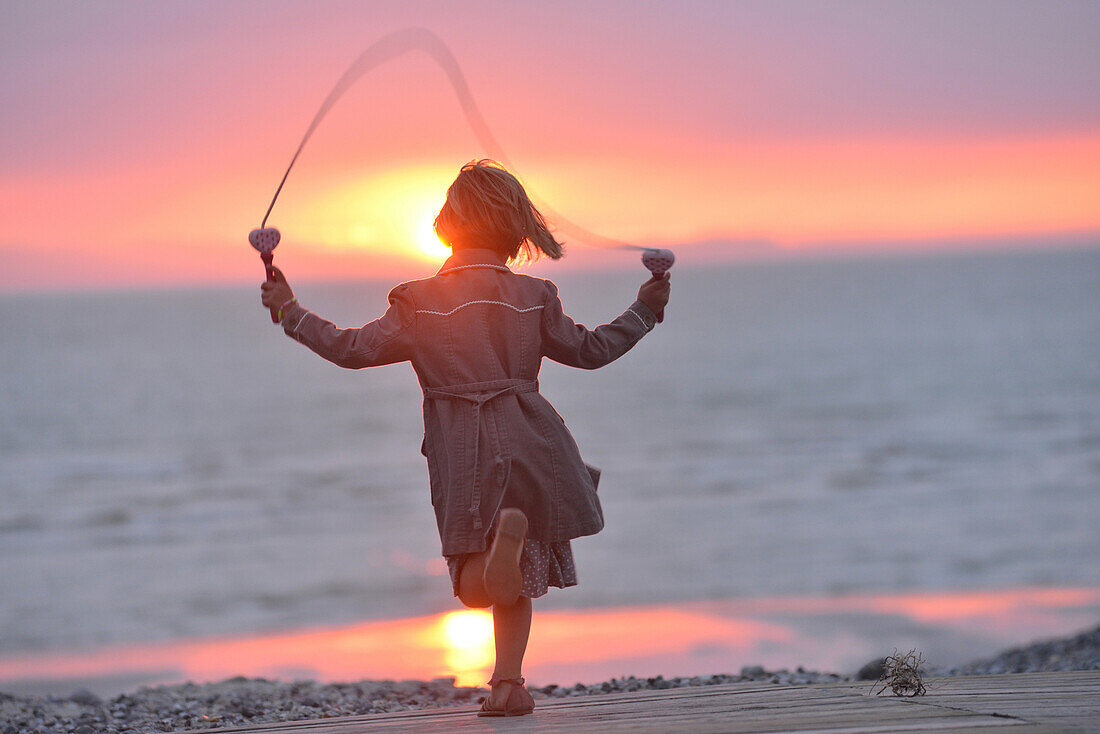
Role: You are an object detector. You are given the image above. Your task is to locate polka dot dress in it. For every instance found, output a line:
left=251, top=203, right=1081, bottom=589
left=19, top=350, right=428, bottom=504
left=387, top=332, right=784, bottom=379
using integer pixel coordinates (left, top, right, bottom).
left=446, top=537, right=578, bottom=599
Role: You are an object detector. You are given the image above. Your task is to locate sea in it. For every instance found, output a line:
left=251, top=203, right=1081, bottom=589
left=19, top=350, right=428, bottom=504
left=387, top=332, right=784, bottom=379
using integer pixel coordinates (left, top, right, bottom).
left=2, top=246, right=1098, bottom=665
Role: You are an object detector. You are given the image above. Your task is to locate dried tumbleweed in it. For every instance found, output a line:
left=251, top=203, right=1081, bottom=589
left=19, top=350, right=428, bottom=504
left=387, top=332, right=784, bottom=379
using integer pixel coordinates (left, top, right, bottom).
left=871, top=648, right=927, bottom=697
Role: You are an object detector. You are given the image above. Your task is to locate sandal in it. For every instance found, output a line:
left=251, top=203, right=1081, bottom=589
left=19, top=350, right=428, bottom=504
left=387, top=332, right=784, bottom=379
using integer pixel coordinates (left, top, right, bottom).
left=477, top=676, right=535, bottom=717
left=483, top=508, right=527, bottom=606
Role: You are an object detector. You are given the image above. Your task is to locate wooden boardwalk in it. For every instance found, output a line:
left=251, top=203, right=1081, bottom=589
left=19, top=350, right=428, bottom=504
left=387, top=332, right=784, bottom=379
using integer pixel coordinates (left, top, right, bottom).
left=192, top=671, right=1099, bottom=733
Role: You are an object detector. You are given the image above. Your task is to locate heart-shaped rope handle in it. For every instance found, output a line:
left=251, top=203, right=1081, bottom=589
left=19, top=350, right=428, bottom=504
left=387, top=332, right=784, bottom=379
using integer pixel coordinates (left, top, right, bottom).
left=249, top=228, right=281, bottom=255
left=641, top=248, right=674, bottom=323
left=250, top=228, right=282, bottom=323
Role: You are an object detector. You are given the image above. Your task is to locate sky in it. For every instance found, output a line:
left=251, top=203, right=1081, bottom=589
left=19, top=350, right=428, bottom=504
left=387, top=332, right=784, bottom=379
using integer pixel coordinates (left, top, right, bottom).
left=1, top=0, right=1098, bottom=291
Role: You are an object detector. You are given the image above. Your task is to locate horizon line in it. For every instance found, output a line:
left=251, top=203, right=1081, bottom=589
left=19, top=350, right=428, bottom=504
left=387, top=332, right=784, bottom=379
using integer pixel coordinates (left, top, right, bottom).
left=1, top=230, right=1097, bottom=297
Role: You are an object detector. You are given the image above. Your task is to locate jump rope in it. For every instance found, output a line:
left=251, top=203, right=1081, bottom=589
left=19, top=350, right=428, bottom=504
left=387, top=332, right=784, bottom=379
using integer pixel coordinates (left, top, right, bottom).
left=249, top=27, right=673, bottom=323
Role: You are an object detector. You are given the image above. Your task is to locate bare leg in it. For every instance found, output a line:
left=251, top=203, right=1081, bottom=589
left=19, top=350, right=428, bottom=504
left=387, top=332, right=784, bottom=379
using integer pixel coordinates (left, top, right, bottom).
left=457, top=509, right=533, bottom=709
left=489, top=595, right=532, bottom=708
left=457, top=556, right=533, bottom=707
left=457, top=552, right=492, bottom=609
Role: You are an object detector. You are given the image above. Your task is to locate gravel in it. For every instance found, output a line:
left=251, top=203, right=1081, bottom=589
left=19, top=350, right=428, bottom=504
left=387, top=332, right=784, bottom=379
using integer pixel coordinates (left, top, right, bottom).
left=934, top=624, right=1100, bottom=676
left=3, top=624, right=1096, bottom=733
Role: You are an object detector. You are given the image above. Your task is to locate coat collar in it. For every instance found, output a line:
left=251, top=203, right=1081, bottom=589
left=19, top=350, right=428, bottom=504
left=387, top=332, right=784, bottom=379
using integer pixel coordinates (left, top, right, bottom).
left=437, top=248, right=511, bottom=275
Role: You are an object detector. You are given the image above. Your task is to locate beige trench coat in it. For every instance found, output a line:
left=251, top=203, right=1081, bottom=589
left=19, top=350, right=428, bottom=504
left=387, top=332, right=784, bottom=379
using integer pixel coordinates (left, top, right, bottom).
left=280, top=248, right=658, bottom=556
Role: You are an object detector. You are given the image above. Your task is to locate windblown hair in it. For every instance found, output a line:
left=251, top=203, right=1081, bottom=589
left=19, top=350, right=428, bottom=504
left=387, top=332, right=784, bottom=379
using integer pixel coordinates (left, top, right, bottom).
left=434, top=160, right=564, bottom=264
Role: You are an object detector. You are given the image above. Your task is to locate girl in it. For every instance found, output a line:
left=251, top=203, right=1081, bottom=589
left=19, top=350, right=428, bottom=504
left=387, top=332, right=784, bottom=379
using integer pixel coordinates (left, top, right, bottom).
left=260, top=159, right=670, bottom=717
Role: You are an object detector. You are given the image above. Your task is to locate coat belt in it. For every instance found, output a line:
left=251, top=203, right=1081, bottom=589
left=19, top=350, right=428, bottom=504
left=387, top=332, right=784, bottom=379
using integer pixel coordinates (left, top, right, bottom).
left=422, top=379, right=538, bottom=530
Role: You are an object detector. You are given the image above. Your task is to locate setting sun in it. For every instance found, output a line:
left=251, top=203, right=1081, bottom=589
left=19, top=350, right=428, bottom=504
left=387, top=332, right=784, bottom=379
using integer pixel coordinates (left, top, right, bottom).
left=416, top=208, right=451, bottom=261
left=289, top=165, right=456, bottom=263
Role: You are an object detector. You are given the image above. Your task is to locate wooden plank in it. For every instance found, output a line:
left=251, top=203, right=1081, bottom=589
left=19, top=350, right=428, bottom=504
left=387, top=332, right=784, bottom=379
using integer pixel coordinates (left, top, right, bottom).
left=190, top=672, right=1098, bottom=734
left=189, top=698, right=1019, bottom=733
left=198, top=709, right=1051, bottom=734
left=899, top=674, right=1100, bottom=732
left=222, top=711, right=1020, bottom=734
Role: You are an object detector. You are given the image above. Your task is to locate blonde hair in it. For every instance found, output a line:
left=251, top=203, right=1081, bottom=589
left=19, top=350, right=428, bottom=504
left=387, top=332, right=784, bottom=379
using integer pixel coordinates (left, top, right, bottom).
left=433, top=160, right=563, bottom=264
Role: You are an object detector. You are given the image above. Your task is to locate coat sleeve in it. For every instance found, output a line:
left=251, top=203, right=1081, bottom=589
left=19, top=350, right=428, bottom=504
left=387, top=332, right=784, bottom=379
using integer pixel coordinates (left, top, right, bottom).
left=540, top=280, right=657, bottom=369
left=280, top=284, right=415, bottom=368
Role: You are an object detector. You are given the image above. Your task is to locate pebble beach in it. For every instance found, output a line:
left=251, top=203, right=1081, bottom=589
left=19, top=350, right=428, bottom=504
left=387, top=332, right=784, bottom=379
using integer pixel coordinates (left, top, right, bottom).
left=2, top=624, right=1096, bottom=734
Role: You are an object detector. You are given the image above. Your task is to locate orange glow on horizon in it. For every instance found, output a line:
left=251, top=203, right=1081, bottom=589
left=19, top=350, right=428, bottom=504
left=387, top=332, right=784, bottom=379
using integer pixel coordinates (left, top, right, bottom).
left=2, top=133, right=1098, bottom=290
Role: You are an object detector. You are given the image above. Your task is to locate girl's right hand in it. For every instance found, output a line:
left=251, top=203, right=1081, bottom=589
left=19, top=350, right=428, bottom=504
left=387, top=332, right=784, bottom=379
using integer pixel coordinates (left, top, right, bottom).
left=638, top=273, right=671, bottom=315
left=261, top=266, right=295, bottom=313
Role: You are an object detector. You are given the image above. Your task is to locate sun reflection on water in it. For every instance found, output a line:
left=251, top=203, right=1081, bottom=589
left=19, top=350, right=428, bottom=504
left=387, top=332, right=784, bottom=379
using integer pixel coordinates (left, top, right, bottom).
left=438, top=611, right=494, bottom=687
left=1, top=587, right=1096, bottom=697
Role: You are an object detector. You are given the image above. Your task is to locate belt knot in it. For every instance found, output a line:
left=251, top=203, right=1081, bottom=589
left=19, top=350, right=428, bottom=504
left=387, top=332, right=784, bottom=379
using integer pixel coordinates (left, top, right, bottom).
left=422, top=379, right=537, bottom=534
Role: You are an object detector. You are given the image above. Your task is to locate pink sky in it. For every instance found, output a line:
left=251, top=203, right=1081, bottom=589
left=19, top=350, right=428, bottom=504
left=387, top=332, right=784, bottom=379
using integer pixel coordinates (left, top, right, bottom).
left=1, top=1, right=1098, bottom=291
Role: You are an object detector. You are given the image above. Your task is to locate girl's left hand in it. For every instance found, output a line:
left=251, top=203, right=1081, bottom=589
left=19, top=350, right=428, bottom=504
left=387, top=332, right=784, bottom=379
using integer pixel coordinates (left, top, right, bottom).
left=260, top=266, right=295, bottom=313
left=638, top=272, right=670, bottom=315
